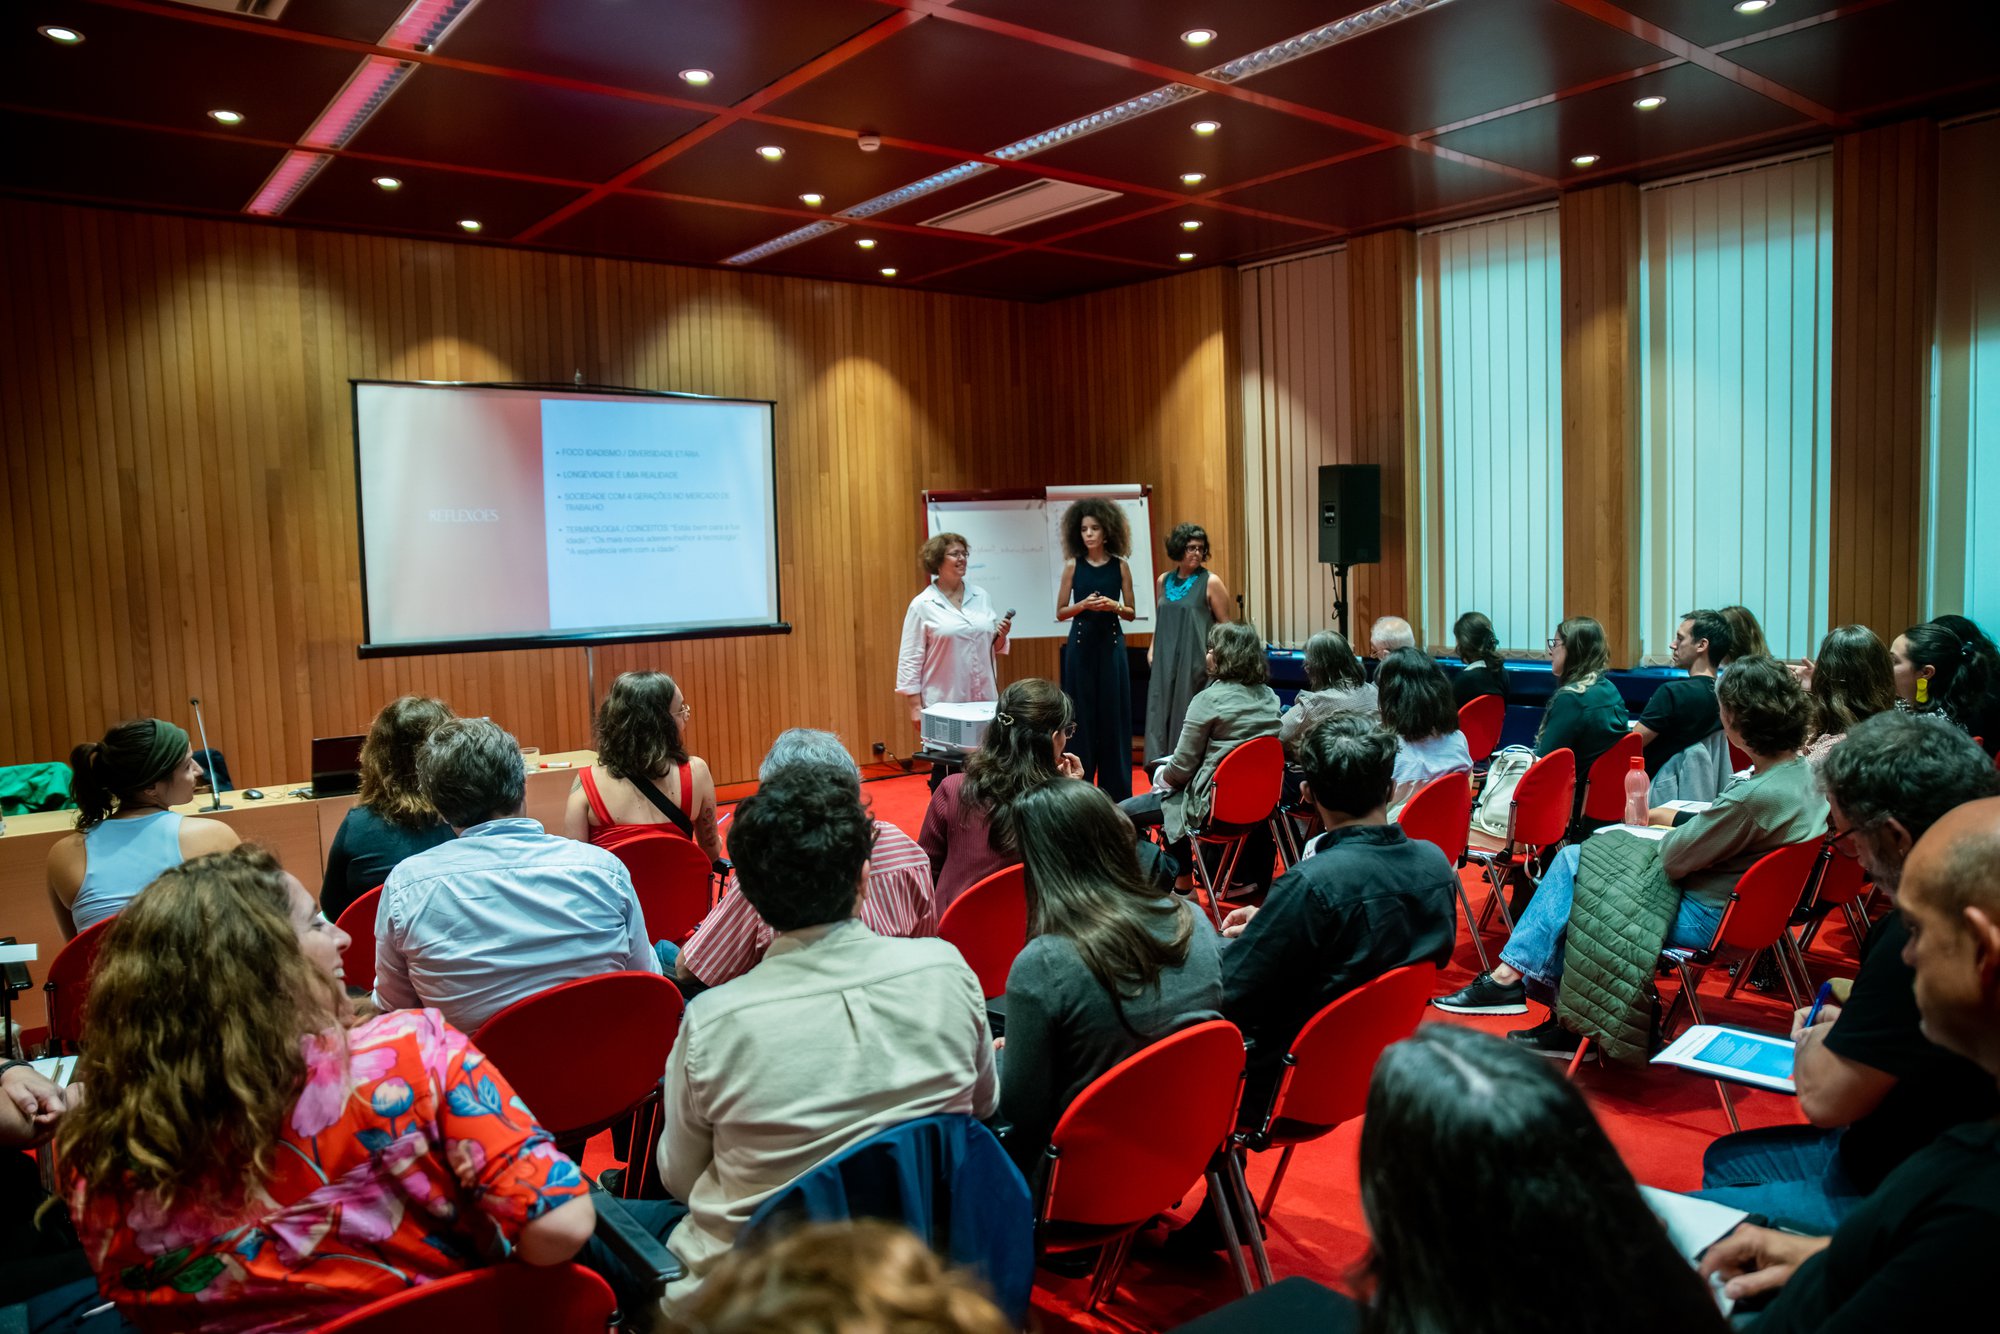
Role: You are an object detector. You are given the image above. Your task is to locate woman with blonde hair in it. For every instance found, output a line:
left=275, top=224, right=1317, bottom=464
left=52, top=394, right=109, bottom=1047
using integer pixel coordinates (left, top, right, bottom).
left=59, top=843, right=593, bottom=1330
left=320, top=695, right=456, bottom=919
left=565, top=669, right=724, bottom=863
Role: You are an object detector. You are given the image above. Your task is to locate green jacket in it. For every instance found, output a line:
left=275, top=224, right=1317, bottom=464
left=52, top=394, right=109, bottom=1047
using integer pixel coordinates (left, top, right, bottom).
left=1557, top=831, right=1678, bottom=1066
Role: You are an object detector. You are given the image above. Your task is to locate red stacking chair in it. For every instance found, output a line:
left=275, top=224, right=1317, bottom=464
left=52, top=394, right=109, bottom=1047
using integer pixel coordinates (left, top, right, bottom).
left=1038, top=1020, right=1265, bottom=1308
left=42, top=917, right=116, bottom=1054
left=1793, top=841, right=1871, bottom=967
left=319, top=1262, right=615, bottom=1333
left=1578, top=731, right=1645, bottom=827
left=1462, top=748, right=1574, bottom=944
left=1727, top=739, right=1752, bottom=775
left=1184, top=736, right=1286, bottom=929
left=1235, top=965, right=1435, bottom=1227
left=601, top=828, right=716, bottom=946
left=334, top=887, right=383, bottom=994
left=1458, top=693, right=1505, bottom=766
left=472, top=970, right=685, bottom=1198
left=937, top=865, right=1028, bottom=1000
left=1397, top=772, right=1477, bottom=964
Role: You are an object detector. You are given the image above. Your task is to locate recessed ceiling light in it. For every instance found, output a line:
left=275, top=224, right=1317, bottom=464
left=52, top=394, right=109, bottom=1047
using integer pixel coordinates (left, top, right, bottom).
left=1733, top=0, right=1774, bottom=13
left=856, top=238, right=877, bottom=249
left=1191, top=120, right=1221, bottom=135
left=1179, top=219, right=1202, bottom=231
left=1180, top=172, right=1207, bottom=186
left=1633, top=95, right=1667, bottom=111
left=678, top=68, right=715, bottom=86
left=38, top=25, right=84, bottom=45
left=1571, top=153, right=1601, bottom=167
left=880, top=267, right=898, bottom=277
left=372, top=176, right=402, bottom=191
left=756, top=145, right=784, bottom=161
left=458, top=219, right=482, bottom=232
left=800, top=193, right=825, bottom=206
left=207, top=109, right=245, bottom=126
left=1182, top=28, right=1217, bottom=46
left=1177, top=252, right=1196, bottom=262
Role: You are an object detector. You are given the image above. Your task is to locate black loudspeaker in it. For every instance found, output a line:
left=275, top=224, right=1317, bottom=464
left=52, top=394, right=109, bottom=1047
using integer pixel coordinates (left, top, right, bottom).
left=1317, top=464, right=1381, bottom=565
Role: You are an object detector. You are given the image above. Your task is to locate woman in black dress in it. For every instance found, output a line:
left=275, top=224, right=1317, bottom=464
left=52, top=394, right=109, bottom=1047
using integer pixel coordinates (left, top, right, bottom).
left=1055, top=499, right=1136, bottom=800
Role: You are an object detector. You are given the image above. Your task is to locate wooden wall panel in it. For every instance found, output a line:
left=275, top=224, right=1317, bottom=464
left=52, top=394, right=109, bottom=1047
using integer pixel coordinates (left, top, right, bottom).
left=1831, top=120, right=1938, bottom=638
left=1344, top=229, right=1419, bottom=635
left=0, top=199, right=1232, bottom=790
left=1560, top=182, right=1643, bottom=662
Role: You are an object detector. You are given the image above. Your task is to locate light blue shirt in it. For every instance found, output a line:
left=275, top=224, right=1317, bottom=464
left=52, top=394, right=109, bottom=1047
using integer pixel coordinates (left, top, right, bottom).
left=371, top=816, right=659, bottom=1033
left=75, top=810, right=185, bottom=933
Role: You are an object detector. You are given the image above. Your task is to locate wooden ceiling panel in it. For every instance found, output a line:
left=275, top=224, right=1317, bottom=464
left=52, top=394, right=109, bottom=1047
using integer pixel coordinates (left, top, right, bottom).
left=926, top=247, right=1165, bottom=301
left=950, top=1, right=1378, bottom=69
left=1219, top=146, right=1524, bottom=231
left=1249, top=0, right=1672, bottom=134
left=533, top=192, right=798, bottom=265
left=1063, top=203, right=1335, bottom=268
left=1027, top=92, right=1378, bottom=194
left=289, top=156, right=586, bottom=240
left=1724, top=0, right=2000, bottom=115
left=1606, top=0, right=1848, bottom=50
left=1, top=109, right=285, bottom=213
left=756, top=221, right=1004, bottom=283
left=635, top=120, right=967, bottom=215
left=347, top=65, right=714, bottom=182
left=272, top=0, right=418, bottom=44
left=762, top=18, right=1166, bottom=156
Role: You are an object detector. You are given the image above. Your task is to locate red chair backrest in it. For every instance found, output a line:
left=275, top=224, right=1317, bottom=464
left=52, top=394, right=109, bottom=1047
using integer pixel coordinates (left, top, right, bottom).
left=1398, top=772, right=1473, bottom=865
left=335, top=887, right=384, bottom=993
left=471, top=971, right=685, bottom=1142
left=1268, top=965, right=1435, bottom=1132
left=1458, top=693, right=1505, bottom=763
left=1811, top=843, right=1869, bottom=908
left=1205, top=735, right=1284, bottom=826
left=937, top=865, right=1028, bottom=1000
left=1713, top=842, right=1825, bottom=954
left=1580, top=731, right=1645, bottom=824
left=603, top=829, right=714, bottom=945
left=1727, top=739, right=1752, bottom=774
left=44, top=917, right=116, bottom=1051
left=1507, top=748, right=1576, bottom=849
left=318, top=1262, right=614, bottom=1333
left=1042, top=1020, right=1245, bottom=1228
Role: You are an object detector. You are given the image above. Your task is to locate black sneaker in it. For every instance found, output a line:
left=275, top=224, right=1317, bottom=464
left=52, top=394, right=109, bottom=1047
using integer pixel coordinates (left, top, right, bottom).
left=1507, top=1016, right=1590, bottom=1060
left=1432, top=972, right=1529, bottom=1015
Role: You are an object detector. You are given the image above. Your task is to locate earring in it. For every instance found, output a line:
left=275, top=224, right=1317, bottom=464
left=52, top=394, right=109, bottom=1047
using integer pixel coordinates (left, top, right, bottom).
left=1917, top=677, right=1930, bottom=706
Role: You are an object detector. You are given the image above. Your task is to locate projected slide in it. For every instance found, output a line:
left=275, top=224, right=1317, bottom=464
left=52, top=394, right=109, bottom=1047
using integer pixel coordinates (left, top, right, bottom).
left=354, top=382, right=780, bottom=655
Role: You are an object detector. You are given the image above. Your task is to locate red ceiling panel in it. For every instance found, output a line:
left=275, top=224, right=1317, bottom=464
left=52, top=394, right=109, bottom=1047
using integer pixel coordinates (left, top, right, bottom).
left=926, top=247, right=1166, bottom=301
left=1428, top=62, right=1811, bottom=180
left=634, top=119, right=968, bottom=214
left=1027, top=92, right=1378, bottom=194
left=949, top=1, right=1378, bottom=70
left=1062, top=202, right=1336, bottom=268
left=1248, top=0, right=1672, bottom=134
left=1604, top=0, right=1849, bottom=50
left=1218, top=146, right=1525, bottom=231
left=534, top=192, right=799, bottom=266
left=1724, top=0, right=2000, bottom=115
left=755, top=220, right=1006, bottom=283
left=273, top=0, right=419, bottom=45
left=289, top=155, right=586, bottom=240
left=347, top=64, right=714, bottom=182
left=1, top=109, right=285, bottom=212
left=761, top=17, right=1166, bottom=156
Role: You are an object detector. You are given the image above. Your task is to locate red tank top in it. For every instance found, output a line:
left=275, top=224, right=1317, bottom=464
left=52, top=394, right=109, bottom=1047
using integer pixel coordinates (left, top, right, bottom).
left=579, top=762, right=695, bottom=849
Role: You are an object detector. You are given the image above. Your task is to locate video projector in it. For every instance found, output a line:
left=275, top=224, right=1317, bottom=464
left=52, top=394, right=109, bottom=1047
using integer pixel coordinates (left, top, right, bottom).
left=919, top=700, right=997, bottom=755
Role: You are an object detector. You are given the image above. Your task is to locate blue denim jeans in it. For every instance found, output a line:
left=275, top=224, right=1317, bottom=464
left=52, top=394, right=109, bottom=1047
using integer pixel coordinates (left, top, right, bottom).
left=1692, top=1126, right=1862, bottom=1234
left=1498, top=842, right=1727, bottom=998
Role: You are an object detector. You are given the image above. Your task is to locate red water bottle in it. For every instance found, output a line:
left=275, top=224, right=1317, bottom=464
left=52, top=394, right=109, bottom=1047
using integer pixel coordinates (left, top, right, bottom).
left=1623, top=755, right=1650, bottom=826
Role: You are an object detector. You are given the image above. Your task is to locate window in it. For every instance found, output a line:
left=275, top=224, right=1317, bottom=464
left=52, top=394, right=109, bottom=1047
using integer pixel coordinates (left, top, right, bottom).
left=1639, top=153, right=1834, bottom=660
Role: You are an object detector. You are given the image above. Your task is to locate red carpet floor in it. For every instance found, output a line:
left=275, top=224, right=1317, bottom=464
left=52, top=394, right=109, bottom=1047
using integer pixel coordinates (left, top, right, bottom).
left=596, top=771, right=1858, bottom=1331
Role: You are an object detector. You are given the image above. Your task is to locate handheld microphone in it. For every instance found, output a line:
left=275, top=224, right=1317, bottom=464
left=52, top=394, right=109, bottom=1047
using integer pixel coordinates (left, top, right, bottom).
left=189, top=696, right=231, bottom=812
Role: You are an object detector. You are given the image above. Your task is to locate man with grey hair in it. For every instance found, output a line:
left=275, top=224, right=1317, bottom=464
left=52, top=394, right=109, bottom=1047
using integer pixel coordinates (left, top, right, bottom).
left=673, top=728, right=937, bottom=992
left=371, top=717, right=660, bottom=1031
left=1369, top=615, right=1416, bottom=660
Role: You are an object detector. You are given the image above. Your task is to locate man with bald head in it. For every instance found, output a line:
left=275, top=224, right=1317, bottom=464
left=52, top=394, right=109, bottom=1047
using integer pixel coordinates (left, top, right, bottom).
left=1368, top=615, right=1415, bottom=660
left=1701, top=796, right=2000, bottom=1329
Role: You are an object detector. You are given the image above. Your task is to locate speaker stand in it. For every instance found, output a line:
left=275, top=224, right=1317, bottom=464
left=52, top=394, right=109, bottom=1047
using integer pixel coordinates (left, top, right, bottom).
left=1329, top=562, right=1351, bottom=642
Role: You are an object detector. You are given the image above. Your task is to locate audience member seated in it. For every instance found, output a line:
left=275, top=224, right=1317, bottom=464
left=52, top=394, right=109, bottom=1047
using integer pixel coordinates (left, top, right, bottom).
left=1, top=1059, right=90, bottom=1313
left=1220, top=716, right=1457, bottom=1116
left=1693, top=714, right=2000, bottom=1230
left=1368, top=615, right=1415, bottom=660
left=1700, top=797, right=2000, bottom=1330
left=47, top=717, right=239, bottom=938
left=1439, top=656, right=1826, bottom=1053
left=372, top=718, right=659, bottom=1032
left=1362, top=1026, right=1728, bottom=1334
left=1928, top=613, right=2000, bottom=753
left=59, top=845, right=595, bottom=1330
left=1375, top=648, right=1472, bottom=818
left=319, top=695, right=456, bottom=920
left=1635, top=609, right=1727, bottom=796
left=655, top=769, right=997, bottom=1300
left=565, top=670, right=725, bottom=863
left=1121, top=621, right=1281, bottom=878
left=1450, top=611, right=1509, bottom=708
left=1530, top=616, right=1630, bottom=820
left=1892, top=619, right=1995, bottom=740
left=1278, top=629, right=1377, bottom=754
left=920, top=678, right=1083, bottom=910
left=676, top=729, right=937, bottom=992
left=997, top=780, right=1222, bottom=1180
left=1795, top=625, right=1895, bottom=769
left=1718, top=604, right=1769, bottom=668
left=658, top=1220, right=1011, bottom=1334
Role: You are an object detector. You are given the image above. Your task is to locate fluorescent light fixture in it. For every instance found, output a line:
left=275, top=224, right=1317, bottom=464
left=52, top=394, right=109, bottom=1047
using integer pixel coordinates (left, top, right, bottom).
left=372, top=176, right=402, bottom=191
left=207, top=109, right=245, bottom=125
left=246, top=151, right=333, bottom=217
left=756, top=145, right=785, bottom=161
left=38, top=25, right=84, bottom=45
left=679, top=69, right=714, bottom=86
left=1191, top=119, right=1220, bottom=135
left=1633, top=95, right=1666, bottom=110
left=1571, top=153, right=1600, bottom=167
left=1182, top=28, right=1217, bottom=46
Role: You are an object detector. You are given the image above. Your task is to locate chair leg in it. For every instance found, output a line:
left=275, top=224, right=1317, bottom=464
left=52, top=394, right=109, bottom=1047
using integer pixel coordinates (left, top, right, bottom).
left=1207, top=1169, right=1257, bottom=1298
left=1188, top=847, right=1225, bottom=930
left=1782, top=933, right=1815, bottom=996
left=1676, top=959, right=1708, bottom=1027
left=1842, top=902, right=1869, bottom=950
left=1722, top=949, right=1755, bottom=1001
left=1224, top=1150, right=1274, bottom=1289
left=1715, top=1079, right=1742, bottom=1133
left=1456, top=879, right=1493, bottom=972
left=1774, top=944, right=1806, bottom=1010
left=1258, top=1144, right=1297, bottom=1220
left=1269, top=816, right=1295, bottom=873
left=1082, top=1233, right=1134, bottom=1313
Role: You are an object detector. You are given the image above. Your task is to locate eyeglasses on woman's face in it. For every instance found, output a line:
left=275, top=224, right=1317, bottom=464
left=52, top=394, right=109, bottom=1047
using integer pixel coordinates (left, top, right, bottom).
left=1547, top=636, right=1562, bottom=650
left=1062, top=720, right=1078, bottom=738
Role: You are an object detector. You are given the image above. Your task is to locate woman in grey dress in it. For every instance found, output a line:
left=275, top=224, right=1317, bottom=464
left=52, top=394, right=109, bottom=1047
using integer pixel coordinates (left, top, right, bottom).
left=1145, top=523, right=1236, bottom=761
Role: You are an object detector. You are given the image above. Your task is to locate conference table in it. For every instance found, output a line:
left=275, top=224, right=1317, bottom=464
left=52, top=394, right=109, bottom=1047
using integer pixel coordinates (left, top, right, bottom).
left=0, top=749, right=595, bottom=1035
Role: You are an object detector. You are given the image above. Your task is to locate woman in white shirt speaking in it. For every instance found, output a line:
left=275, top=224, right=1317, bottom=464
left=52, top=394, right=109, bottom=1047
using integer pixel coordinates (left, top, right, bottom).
left=897, top=531, right=1013, bottom=736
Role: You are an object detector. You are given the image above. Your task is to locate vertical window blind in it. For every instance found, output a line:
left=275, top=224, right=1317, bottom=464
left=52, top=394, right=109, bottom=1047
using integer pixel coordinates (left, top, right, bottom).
left=1639, top=153, right=1833, bottom=661
left=1416, top=207, right=1563, bottom=653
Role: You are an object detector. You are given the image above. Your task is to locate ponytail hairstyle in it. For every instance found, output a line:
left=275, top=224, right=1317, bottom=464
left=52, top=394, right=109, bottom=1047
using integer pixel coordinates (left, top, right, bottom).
left=961, top=679, right=1071, bottom=854
left=1899, top=621, right=1996, bottom=729
left=1453, top=612, right=1504, bottom=673
left=69, top=718, right=191, bottom=833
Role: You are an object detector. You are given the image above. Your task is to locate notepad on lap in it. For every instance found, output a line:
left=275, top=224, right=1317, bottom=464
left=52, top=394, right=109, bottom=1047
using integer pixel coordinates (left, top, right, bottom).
left=1652, top=1024, right=1797, bottom=1093
left=1640, top=1186, right=1748, bottom=1317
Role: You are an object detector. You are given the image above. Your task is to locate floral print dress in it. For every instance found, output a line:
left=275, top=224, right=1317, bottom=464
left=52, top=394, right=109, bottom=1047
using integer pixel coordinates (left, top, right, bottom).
left=69, top=1009, right=588, bottom=1332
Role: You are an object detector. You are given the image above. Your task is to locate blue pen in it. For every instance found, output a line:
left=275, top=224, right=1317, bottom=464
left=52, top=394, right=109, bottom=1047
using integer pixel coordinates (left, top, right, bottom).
left=1803, top=980, right=1835, bottom=1030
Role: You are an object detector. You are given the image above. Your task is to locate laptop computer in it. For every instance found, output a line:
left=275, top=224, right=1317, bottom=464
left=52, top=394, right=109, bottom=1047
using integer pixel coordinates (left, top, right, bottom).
left=309, top=735, right=366, bottom=798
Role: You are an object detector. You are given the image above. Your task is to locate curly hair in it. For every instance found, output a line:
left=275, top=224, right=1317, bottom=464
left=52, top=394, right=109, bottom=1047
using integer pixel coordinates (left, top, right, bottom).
left=593, top=670, right=688, bottom=781
left=56, top=844, right=344, bottom=1216
left=661, top=1220, right=1013, bottom=1334
left=919, top=531, right=968, bottom=575
left=731, top=769, right=877, bottom=931
left=1206, top=620, right=1268, bottom=687
left=961, top=678, right=1070, bottom=852
left=1717, top=654, right=1811, bottom=758
left=1059, top=498, right=1130, bottom=559
left=357, top=695, right=454, bottom=829
left=1164, top=522, right=1210, bottom=562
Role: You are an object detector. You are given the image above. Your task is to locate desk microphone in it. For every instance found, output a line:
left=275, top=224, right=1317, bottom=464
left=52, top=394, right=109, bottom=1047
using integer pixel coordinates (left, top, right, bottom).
left=189, top=696, right=231, bottom=812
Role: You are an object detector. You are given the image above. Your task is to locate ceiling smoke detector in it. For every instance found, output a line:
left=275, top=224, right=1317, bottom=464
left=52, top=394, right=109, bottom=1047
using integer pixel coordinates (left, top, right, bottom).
left=858, top=131, right=882, bottom=153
